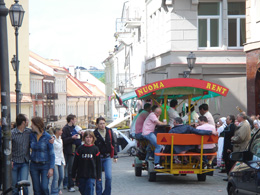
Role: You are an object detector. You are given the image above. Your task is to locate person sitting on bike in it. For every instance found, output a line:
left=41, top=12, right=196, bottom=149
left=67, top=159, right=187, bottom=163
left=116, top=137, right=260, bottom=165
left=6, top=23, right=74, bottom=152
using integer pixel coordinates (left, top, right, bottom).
left=165, top=117, right=216, bottom=155
left=142, top=107, right=167, bottom=169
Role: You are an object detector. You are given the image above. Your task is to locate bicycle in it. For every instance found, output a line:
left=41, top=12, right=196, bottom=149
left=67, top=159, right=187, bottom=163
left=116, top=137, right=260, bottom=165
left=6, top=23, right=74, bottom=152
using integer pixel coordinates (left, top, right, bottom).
left=1, top=180, right=30, bottom=195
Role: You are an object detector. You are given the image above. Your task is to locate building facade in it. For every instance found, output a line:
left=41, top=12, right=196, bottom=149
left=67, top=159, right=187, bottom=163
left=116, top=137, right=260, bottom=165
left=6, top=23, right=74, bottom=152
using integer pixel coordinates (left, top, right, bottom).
left=144, top=0, right=247, bottom=116
left=245, top=0, right=260, bottom=115
left=104, top=0, right=247, bottom=118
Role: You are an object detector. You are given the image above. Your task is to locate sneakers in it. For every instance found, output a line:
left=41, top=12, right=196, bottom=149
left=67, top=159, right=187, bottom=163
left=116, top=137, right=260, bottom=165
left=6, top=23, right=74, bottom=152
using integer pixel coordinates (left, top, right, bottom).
left=59, top=190, right=63, bottom=195
left=68, top=187, right=76, bottom=192
left=154, top=164, right=164, bottom=169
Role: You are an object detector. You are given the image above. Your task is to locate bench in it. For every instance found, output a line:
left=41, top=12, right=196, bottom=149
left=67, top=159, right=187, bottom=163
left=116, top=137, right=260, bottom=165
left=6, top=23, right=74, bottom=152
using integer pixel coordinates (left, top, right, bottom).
left=154, top=133, right=218, bottom=176
left=155, top=133, right=218, bottom=157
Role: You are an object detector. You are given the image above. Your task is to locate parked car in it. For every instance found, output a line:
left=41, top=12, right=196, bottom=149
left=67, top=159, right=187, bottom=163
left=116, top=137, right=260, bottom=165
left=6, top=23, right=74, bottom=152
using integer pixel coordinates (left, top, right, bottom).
left=227, top=129, right=260, bottom=195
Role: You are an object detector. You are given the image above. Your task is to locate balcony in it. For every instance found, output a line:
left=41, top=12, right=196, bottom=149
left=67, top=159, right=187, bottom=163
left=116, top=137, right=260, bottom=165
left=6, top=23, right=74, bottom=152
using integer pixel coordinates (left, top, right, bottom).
left=34, top=93, right=45, bottom=100
left=46, top=93, right=58, bottom=100
left=49, top=115, right=58, bottom=122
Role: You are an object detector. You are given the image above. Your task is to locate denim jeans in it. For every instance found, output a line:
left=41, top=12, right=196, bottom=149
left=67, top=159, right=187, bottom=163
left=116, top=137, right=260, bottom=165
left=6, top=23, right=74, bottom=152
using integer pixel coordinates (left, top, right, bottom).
left=63, top=154, right=74, bottom=189
left=30, top=162, right=50, bottom=195
left=96, top=157, right=112, bottom=195
left=12, top=162, right=29, bottom=195
left=135, top=133, right=144, bottom=140
left=143, top=132, right=162, bottom=164
left=51, top=164, right=64, bottom=195
left=78, top=178, right=95, bottom=195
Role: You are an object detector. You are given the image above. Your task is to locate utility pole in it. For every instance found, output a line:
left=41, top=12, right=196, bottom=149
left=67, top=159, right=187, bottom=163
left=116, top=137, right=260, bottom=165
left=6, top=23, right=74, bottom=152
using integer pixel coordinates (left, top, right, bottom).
left=0, top=0, right=12, bottom=194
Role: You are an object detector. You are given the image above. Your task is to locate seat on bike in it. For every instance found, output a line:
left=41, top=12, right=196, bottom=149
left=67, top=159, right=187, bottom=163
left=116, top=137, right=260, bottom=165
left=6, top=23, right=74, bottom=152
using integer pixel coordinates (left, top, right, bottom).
left=16, top=180, right=30, bottom=188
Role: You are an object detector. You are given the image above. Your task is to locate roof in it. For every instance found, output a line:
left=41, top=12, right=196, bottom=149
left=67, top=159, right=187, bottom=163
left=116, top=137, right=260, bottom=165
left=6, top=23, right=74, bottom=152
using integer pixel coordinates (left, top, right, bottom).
left=67, top=74, right=93, bottom=97
left=30, top=51, right=68, bottom=74
left=10, top=92, right=32, bottom=103
left=29, top=62, right=52, bottom=77
left=82, top=82, right=105, bottom=97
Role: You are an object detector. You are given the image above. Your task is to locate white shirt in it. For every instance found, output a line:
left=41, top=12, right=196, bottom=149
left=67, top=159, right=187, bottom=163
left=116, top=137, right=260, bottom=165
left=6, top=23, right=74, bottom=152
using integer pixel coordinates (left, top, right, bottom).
left=204, top=111, right=215, bottom=127
left=168, top=107, right=189, bottom=128
left=53, top=136, right=66, bottom=166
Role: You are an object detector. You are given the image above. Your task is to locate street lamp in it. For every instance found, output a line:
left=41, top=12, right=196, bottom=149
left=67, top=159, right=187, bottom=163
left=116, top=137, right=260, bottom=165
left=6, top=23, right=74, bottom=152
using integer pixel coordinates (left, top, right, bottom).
left=119, top=82, right=125, bottom=95
left=183, top=52, right=196, bottom=78
left=9, top=0, right=25, bottom=117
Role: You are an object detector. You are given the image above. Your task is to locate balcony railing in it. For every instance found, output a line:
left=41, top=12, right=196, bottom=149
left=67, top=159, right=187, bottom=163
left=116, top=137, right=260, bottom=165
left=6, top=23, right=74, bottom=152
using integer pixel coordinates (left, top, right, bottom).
left=49, top=115, right=58, bottom=122
left=46, top=93, right=58, bottom=100
left=116, top=18, right=131, bottom=33
left=34, top=93, right=45, bottom=100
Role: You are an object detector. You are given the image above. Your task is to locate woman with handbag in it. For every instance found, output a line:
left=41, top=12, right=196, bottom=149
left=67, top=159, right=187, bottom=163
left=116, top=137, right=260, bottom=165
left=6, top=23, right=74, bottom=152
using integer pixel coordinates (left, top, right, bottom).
left=94, top=117, right=118, bottom=195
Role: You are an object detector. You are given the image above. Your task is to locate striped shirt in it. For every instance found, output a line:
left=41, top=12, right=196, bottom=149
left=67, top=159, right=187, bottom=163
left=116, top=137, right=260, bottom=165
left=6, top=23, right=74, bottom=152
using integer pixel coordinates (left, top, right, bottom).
left=11, top=128, right=32, bottom=163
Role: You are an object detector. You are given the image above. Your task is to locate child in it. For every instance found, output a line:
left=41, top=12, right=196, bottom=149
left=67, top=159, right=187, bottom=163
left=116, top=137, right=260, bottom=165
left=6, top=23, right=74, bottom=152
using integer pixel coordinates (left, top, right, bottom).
left=71, top=125, right=83, bottom=148
left=72, top=131, right=101, bottom=195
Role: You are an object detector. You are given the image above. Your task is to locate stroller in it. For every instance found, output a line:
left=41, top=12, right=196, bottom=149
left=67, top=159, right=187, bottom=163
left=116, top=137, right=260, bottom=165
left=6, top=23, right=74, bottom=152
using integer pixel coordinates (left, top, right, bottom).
left=113, top=128, right=137, bottom=156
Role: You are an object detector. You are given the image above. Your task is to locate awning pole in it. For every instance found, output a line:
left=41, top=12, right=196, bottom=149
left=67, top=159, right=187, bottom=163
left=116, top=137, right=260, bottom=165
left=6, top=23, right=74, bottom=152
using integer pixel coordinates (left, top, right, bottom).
left=188, top=95, right=192, bottom=124
left=150, top=96, right=161, bottom=106
left=176, top=99, right=185, bottom=108
left=164, top=95, right=167, bottom=120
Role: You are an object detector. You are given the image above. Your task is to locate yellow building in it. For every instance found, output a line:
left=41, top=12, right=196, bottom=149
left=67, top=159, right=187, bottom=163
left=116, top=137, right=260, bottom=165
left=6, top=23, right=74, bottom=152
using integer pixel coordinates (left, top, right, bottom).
left=4, top=0, right=31, bottom=122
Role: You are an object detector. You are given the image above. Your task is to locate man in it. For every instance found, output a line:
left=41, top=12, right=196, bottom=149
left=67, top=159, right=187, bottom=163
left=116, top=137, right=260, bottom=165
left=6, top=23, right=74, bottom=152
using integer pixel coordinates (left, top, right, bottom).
left=142, top=107, right=167, bottom=169
left=196, top=116, right=217, bottom=168
left=135, top=103, right=151, bottom=139
left=168, top=99, right=189, bottom=128
left=11, top=114, right=31, bottom=195
left=223, top=115, right=236, bottom=180
left=167, top=117, right=216, bottom=154
left=199, top=103, right=215, bottom=127
left=231, top=113, right=251, bottom=152
left=62, top=114, right=78, bottom=192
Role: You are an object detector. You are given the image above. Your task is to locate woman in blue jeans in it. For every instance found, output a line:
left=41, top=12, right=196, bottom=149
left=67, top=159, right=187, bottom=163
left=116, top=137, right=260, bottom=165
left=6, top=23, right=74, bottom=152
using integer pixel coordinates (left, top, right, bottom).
left=50, top=127, right=65, bottom=195
left=30, top=117, right=55, bottom=195
left=94, top=117, right=118, bottom=195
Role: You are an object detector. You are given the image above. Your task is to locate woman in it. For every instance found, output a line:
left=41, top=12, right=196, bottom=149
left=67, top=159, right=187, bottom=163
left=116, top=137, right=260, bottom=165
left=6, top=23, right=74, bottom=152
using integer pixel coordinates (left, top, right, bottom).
left=94, top=117, right=118, bottom=195
left=217, top=117, right=227, bottom=168
left=50, top=127, right=65, bottom=195
left=252, top=120, right=260, bottom=136
left=30, top=117, right=55, bottom=195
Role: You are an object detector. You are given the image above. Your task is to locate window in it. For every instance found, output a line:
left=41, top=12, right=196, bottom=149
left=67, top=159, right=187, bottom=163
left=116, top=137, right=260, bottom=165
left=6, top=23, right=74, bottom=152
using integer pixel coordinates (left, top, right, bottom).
left=198, top=2, right=221, bottom=48
left=228, top=2, right=245, bottom=48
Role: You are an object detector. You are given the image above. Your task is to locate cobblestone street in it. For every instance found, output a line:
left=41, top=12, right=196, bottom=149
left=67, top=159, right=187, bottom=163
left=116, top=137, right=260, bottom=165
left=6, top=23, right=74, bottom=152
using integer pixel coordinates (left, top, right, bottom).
left=27, top=154, right=228, bottom=195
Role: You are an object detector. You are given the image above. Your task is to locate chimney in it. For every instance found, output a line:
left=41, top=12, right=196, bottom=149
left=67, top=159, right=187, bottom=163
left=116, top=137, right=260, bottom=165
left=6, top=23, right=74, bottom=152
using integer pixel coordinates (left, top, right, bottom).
left=68, top=65, right=75, bottom=77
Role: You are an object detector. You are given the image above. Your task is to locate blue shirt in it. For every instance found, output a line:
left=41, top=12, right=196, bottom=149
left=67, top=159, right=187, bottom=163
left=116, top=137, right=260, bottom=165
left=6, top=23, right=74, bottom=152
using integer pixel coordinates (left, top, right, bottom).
left=169, top=124, right=212, bottom=154
left=30, top=131, right=55, bottom=169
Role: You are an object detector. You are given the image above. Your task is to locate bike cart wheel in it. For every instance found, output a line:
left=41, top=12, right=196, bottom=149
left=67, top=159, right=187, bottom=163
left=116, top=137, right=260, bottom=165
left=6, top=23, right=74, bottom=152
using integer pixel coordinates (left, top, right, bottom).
left=148, top=171, right=156, bottom=182
left=197, top=173, right=206, bottom=181
left=135, top=166, right=142, bottom=176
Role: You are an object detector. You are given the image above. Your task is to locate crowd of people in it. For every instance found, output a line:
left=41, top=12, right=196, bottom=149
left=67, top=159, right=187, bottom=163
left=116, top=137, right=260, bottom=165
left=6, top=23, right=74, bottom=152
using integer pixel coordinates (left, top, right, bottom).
left=8, top=114, right=118, bottom=195
left=131, top=100, right=256, bottom=180
left=1, top=99, right=259, bottom=194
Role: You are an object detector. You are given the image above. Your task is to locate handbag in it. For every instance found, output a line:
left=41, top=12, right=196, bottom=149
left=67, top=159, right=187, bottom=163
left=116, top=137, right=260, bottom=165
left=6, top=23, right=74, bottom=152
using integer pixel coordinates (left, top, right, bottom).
left=108, top=129, right=114, bottom=158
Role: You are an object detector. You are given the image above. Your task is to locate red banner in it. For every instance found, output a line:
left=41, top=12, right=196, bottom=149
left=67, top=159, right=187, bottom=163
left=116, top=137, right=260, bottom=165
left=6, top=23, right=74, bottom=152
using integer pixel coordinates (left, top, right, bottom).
left=135, top=78, right=229, bottom=98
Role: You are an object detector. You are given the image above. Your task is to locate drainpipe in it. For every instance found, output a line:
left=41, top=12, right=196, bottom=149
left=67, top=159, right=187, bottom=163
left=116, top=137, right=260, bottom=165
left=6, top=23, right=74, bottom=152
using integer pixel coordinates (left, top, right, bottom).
left=84, top=98, right=88, bottom=120
left=76, top=97, right=80, bottom=118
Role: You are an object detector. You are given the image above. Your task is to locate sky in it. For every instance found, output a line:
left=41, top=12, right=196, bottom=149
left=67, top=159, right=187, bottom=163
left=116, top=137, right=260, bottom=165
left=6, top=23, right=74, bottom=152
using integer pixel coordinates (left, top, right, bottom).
left=29, top=0, right=125, bottom=69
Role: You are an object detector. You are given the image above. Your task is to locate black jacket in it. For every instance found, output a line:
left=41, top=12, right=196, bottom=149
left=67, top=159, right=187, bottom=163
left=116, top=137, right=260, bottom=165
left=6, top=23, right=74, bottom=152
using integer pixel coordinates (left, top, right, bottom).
left=62, top=124, right=75, bottom=155
left=223, top=123, right=236, bottom=160
left=94, top=127, right=118, bottom=158
left=72, top=144, right=101, bottom=180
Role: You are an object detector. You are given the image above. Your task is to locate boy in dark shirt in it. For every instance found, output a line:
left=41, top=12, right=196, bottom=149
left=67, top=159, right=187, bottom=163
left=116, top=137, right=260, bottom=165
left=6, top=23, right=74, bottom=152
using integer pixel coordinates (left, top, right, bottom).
left=72, top=131, right=101, bottom=195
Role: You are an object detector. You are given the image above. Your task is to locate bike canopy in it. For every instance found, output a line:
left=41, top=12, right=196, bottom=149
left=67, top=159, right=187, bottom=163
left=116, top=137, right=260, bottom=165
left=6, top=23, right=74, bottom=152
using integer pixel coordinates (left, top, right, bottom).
left=135, top=78, right=229, bottom=101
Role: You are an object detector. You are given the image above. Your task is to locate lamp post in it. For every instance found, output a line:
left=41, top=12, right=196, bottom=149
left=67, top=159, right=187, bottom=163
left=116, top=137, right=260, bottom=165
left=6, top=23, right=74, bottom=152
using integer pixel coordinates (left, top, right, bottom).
left=0, top=0, right=12, bottom=193
left=9, top=0, right=25, bottom=117
left=183, top=52, right=196, bottom=78
left=119, top=82, right=125, bottom=95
